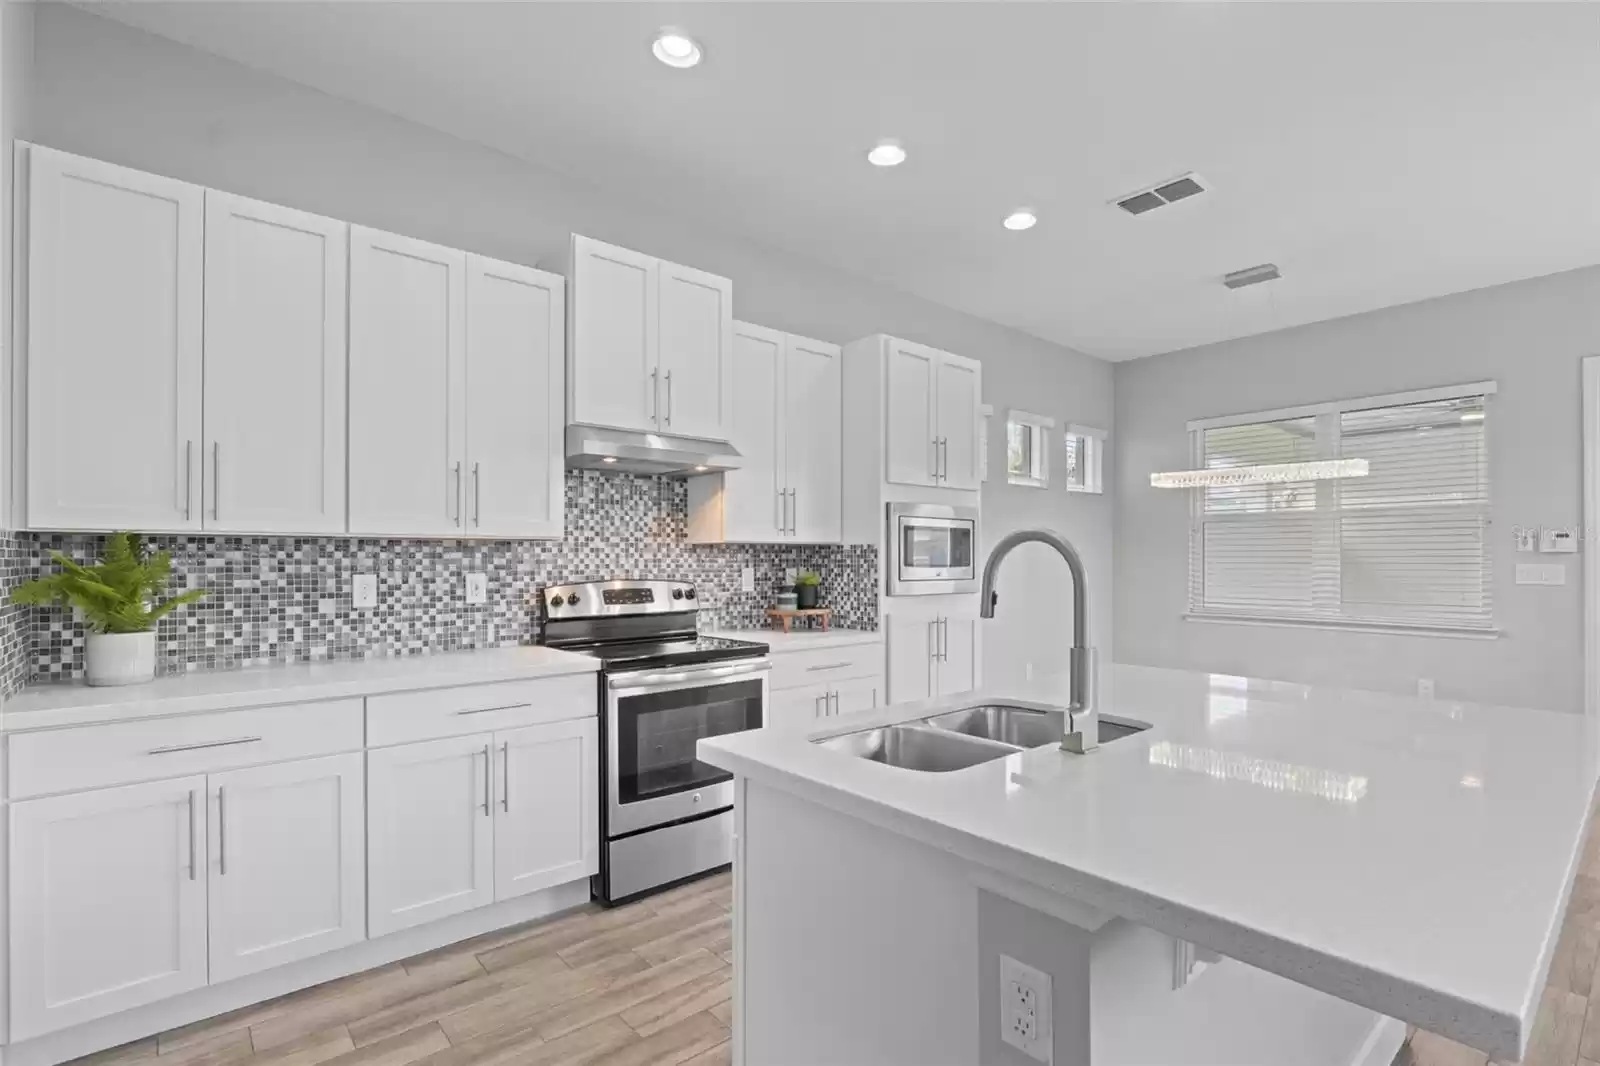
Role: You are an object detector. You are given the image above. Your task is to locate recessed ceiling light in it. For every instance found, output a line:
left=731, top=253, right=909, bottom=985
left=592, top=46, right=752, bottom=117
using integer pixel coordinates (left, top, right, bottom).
left=867, top=142, right=906, bottom=167
left=602, top=456, right=618, bottom=464
left=1003, top=209, right=1037, bottom=231
left=693, top=465, right=708, bottom=472
left=652, top=30, right=702, bottom=69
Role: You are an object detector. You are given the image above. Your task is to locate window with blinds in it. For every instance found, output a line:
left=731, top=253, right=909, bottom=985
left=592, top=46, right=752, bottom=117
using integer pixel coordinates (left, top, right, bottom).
left=1187, top=387, right=1492, bottom=632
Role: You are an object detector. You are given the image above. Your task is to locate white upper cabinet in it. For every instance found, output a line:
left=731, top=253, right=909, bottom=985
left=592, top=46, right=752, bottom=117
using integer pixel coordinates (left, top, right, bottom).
left=883, top=339, right=983, bottom=490
left=26, top=146, right=204, bottom=531
left=884, top=340, right=938, bottom=488
left=687, top=323, right=841, bottom=544
left=348, top=226, right=468, bottom=537
left=465, top=255, right=565, bottom=539
left=568, top=235, right=657, bottom=433
left=785, top=335, right=843, bottom=542
left=203, top=191, right=348, bottom=534
left=935, top=352, right=982, bottom=490
left=10, top=776, right=210, bottom=1040
left=568, top=235, right=733, bottom=442
left=207, top=754, right=366, bottom=984
left=657, top=261, right=733, bottom=441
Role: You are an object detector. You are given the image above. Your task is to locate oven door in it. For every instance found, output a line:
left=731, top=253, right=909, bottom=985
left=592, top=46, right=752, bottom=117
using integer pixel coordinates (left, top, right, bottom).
left=889, top=512, right=978, bottom=594
left=605, top=659, right=768, bottom=837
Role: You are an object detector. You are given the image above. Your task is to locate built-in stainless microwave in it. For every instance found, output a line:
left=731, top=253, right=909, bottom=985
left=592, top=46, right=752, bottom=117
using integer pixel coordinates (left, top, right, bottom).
left=886, top=503, right=979, bottom=595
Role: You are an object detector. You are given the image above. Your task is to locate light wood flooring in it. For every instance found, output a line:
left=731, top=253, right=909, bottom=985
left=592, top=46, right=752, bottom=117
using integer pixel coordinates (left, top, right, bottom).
left=68, top=816, right=1600, bottom=1066
left=73, top=873, right=735, bottom=1066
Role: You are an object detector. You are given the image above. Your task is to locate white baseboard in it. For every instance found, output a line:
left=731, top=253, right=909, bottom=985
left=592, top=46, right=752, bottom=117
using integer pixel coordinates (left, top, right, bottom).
left=1, top=878, right=591, bottom=1066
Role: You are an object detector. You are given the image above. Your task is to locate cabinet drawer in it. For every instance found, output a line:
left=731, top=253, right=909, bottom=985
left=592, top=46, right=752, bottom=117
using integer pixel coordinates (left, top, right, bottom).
left=366, top=675, right=597, bottom=747
left=769, top=643, right=883, bottom=691
left=8, top=699, right=364, bottom=799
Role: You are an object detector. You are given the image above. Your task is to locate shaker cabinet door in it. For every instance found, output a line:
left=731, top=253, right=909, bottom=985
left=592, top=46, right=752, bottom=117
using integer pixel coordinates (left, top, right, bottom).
left=465, top=254, right=565, bottom=539
left=935, top=353, right=983, bottom=491
left=26, top=146, right=204, bottom=531
left=885, top=616, right=935, bottom=705
left=348, top=226, right=467, bottom=536
left=884, top=340, right=938, bottom=488
left=657, top=261, right=734, bottom=443
left=203, top=191, right=348, bottom=534
left=784, top=335, right=842, bottom=543
left=569, top=235, right=658, bottom=433
left=492, top=719, right=598, bottom=901
left=208, top=754, right=366, bottom=984
left=717, top=323, right=785, bottom=541
left=367, top=735, right=495, bottom=937
left=10, top=776, right=209, bottom=1040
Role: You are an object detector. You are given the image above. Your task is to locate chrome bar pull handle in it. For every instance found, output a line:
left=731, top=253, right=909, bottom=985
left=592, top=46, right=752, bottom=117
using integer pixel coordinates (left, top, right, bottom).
left=500, top=742, right=510, bottom=812
left=452, top=461, right=463, bottom=525
left=218, top=786, right=228, bottom=876
left=651, top=367, right=659, bottom=424
left=472, top=462, right=481, bottom=526
left=482, top=744, right=492, bottom=815
left=788, top=489, right=797, bottom=535
left=930, top=438, right=939, bottom=480
left=815, top=694, right=823, bottom=719
left=187, top=789, right=199, bottom=881
left=665, top=370, right=673, bottom=425
left=776, top=490, right=785, bottom=535
left=183, top=440, right=193, bottom=520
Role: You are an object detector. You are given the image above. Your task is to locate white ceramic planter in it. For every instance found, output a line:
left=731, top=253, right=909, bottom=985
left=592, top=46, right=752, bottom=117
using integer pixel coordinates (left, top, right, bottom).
left=85, top=631, right=157, bottom=687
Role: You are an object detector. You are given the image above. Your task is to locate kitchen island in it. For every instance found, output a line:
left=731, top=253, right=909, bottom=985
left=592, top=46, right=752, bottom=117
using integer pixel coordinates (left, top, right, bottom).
left=699, top=665, right=1598, bottom=1066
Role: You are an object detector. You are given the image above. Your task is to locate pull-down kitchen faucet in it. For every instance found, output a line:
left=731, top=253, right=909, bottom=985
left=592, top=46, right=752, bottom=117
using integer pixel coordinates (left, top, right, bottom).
left=978, top=529, right=1098, bottom=754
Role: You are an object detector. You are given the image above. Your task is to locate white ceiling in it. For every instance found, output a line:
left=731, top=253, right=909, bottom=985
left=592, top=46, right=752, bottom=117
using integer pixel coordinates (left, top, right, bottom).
left=82, top=1, right=1600, bottom=361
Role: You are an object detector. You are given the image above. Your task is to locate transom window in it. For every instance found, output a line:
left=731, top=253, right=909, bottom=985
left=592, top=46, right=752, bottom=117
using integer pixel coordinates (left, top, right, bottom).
left=1187, top=383, right=1494, bottom=633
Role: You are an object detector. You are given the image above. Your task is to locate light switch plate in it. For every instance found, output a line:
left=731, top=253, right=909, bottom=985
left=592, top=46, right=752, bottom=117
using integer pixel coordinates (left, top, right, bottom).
left=785, top=567, right=798, bottom=584
left=1516, top=563, right=1567, bottom=586
left=352, top=574, right=378, bottom=609
left=741, top=567, right=755, bottom=594
left=465, top=572, right=488, bottom=604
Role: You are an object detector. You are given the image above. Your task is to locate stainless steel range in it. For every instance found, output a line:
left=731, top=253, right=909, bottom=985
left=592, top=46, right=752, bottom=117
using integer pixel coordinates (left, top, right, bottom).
left=539, top=579, right=768, bottom=905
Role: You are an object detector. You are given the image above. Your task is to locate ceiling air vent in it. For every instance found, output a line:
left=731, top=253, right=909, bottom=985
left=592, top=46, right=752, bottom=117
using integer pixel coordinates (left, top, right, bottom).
left=1114, top=172, right=1208, bottom=215
left=1222, top=263, right=1281, bottom=289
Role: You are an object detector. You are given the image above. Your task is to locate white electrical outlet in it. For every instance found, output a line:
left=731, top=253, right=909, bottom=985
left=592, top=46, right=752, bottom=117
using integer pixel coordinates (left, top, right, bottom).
left=999, top=954, right=1052, bottom=1064
left=741, top=567, right=755, bottom=594
left=465, top=572, right=488, bottom=605
left=352, top=574, right=378, bottom=609
left=785, top=567, right=798, bottom=584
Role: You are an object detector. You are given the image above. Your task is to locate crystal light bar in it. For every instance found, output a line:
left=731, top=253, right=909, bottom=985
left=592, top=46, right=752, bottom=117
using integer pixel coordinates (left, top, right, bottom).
left=1150, top=458, right=1368, bottom=489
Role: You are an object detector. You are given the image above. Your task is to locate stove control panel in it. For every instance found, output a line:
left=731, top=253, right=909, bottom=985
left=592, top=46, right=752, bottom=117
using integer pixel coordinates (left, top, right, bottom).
left=542, top=579, right=697, bottom=620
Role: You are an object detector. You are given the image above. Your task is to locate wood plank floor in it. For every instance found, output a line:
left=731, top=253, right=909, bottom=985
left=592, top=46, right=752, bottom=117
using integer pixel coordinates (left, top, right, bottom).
left=73, top=874, right=734, bottom=1066
left=68, top=812, right=1600, bottom=1066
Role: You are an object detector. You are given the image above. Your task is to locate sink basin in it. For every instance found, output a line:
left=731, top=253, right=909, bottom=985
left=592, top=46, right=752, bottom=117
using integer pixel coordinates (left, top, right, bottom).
left=813, top=724, right=1017, bottom=773
left=923, top=704, right=1152, bottom=748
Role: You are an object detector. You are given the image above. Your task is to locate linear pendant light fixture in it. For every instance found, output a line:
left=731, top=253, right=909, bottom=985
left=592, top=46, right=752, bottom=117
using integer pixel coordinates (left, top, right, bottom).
left=1150, top=459, right=1369, bottom=489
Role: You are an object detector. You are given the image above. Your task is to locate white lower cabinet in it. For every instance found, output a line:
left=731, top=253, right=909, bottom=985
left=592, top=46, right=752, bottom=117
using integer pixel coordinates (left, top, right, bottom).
left=369, top=719, right=600, bottom=935
left=767, top=673, right=884, bottom=733
left=10, top=777, right=210, bottom=1041
left=494, top=719, right=599, bottom=901
left=208, top=754, right=366, bottom=983
left=367, top=733, right=496, bottom=937
left=887, top=614, right=978, bottom=704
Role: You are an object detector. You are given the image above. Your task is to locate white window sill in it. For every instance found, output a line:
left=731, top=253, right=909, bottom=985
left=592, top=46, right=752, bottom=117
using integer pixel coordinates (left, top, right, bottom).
left=1007, top=475, right=1048, bottom=489
left=1183, top=613, right=1501, bottom=640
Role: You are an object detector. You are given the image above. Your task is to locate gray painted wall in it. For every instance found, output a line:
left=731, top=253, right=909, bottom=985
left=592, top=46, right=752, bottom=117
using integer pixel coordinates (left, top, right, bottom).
left=26, top=4, right=1116, bottom=672
left=1114, top=266, right=1600, bottom=712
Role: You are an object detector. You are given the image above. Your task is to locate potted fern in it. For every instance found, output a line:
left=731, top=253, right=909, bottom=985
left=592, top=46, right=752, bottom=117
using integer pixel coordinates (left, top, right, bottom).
left=12, top=532, right=206, bottom=686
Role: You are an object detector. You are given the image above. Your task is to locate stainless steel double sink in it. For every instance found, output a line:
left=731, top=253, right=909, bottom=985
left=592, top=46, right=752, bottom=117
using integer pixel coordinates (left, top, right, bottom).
left=813, top=703, right=1152, bottom=772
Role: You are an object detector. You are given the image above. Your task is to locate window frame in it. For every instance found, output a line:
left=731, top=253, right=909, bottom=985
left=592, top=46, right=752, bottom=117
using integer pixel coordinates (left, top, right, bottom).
left=1065, top=424, right=1106, bottom=495
left=1006, top=409, right=1054, bottom=488
left=1183, top=381, right=1499, bottom=637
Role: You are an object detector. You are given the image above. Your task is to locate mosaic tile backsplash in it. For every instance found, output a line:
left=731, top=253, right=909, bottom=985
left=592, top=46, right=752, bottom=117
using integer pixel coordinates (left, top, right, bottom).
left=15, top=471, right=878, bottom=684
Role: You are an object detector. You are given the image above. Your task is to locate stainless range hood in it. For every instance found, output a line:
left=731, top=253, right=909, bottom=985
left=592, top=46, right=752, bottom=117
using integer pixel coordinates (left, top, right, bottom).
left=565, top=425, right=742, bottom=477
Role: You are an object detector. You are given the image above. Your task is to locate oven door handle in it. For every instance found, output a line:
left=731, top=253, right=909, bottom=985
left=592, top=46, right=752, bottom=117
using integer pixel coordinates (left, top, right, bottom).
left=608, top=660, right=772, bottom=691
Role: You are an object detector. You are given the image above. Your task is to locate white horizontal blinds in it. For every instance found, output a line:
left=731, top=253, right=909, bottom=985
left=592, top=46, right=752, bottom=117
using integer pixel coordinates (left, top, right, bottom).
left=1192, top=417, right=1319, bottom=615
left=1337, top=397, right=1490, bottom=628
left=1187, top=391, right=1491, bottom=630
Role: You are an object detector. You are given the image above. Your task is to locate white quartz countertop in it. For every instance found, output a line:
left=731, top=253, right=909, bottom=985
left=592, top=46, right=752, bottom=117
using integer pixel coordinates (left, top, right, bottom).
left=703, top=628, right=881, bottom=653
left=699, top=664, right=1598, bottom=1061
left=2, top=646, right=599, bottom=731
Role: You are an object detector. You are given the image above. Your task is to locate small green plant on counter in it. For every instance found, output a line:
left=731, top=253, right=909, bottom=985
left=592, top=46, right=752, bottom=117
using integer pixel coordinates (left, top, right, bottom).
left=11, top=531, right=206, bottom=633
left=795, top=570, right=821, bottom=587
